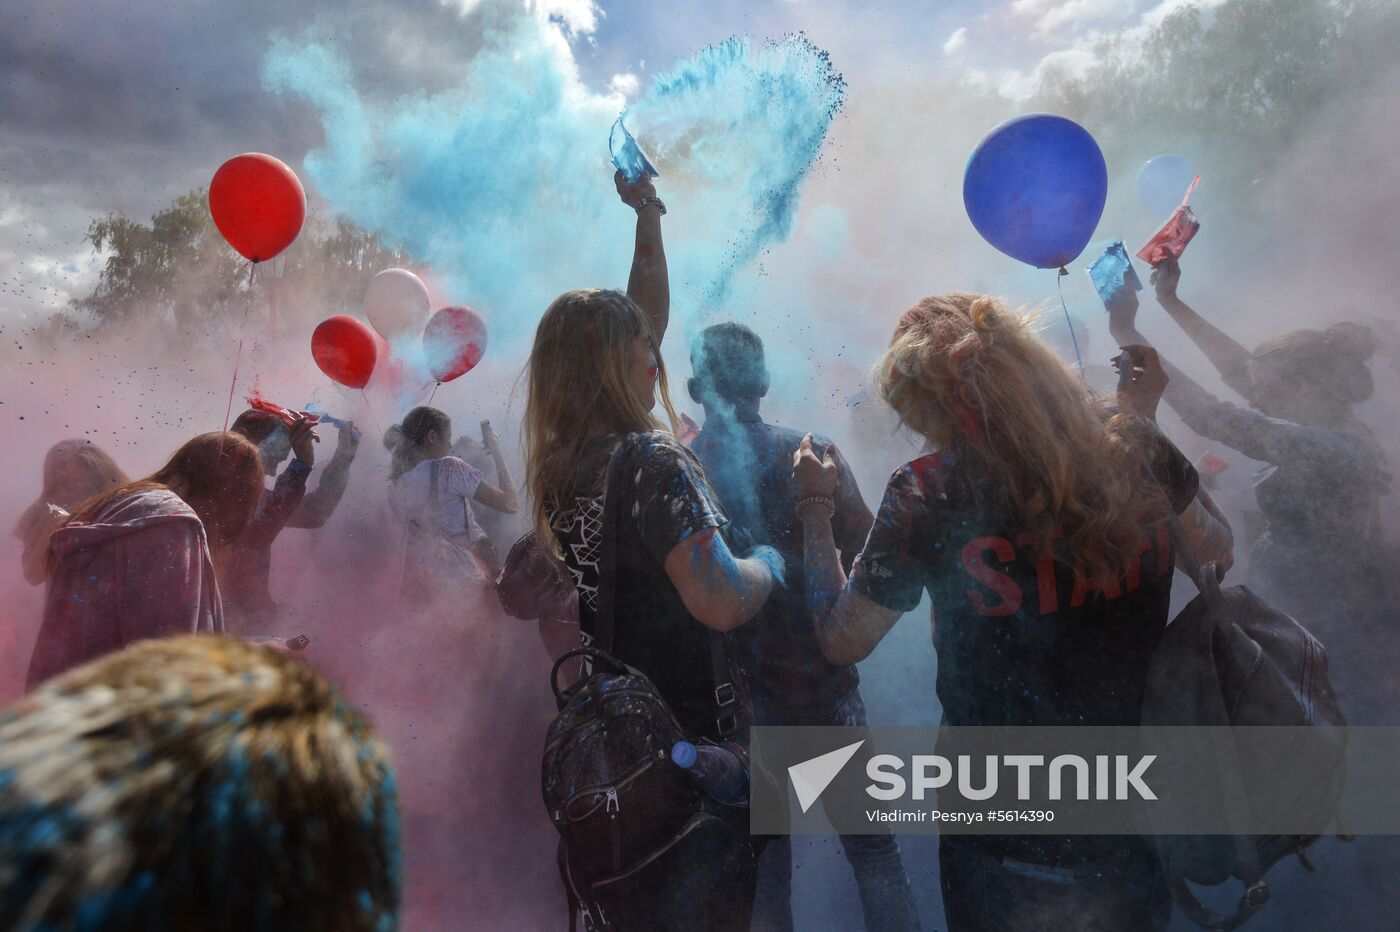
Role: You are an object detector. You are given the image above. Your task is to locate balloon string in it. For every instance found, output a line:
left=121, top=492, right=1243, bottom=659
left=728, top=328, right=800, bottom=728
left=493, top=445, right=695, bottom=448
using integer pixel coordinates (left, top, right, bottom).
left=359, top=389, right=386, bottom=438
left=218, top=261, right=258, bottom=454
left=427, top=382, right=440, bottom=407
left=1056, top=267, right=1085, bottom=378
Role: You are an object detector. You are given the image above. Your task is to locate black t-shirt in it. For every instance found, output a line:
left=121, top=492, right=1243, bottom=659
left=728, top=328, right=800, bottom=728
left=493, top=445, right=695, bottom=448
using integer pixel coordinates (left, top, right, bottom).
left=851, top=430, right=1199, bottom=729
left=691, top=414, right=872, bottom=706
left=550, top=431, right=747, bottom=741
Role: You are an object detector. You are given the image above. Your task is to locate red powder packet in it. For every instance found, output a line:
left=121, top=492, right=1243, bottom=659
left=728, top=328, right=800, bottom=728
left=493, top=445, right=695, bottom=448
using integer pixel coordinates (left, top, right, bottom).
left=246, top=391, right=318, bottom=428
left=1197, top=451, right=1231, bottom=477
left=1138, top=176, right=1201, bottom=268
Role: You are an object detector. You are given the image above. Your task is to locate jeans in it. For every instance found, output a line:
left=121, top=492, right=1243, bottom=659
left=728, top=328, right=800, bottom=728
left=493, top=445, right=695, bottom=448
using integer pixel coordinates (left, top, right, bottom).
left=750, top=686, right=921, bottom=932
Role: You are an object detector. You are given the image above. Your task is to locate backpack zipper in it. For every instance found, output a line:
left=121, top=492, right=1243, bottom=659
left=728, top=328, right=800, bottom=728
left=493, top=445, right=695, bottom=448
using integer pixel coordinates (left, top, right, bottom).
left=606, top=787, right=621, bottom=872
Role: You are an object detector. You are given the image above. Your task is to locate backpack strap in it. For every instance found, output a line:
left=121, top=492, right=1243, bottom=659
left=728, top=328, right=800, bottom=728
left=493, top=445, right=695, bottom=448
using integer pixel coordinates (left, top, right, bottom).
left=1149, top=476, right=1271, bottom=929
left=1152, top=472, right=1231, bottom=634
left=593, top=433, right=740, bottom=740
left=1164, top=850, right=1269, bottom=931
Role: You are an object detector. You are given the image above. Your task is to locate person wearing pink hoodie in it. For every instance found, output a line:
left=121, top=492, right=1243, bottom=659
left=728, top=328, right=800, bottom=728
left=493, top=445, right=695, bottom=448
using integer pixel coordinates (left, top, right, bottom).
left=25, top=431, right=264, bottom=690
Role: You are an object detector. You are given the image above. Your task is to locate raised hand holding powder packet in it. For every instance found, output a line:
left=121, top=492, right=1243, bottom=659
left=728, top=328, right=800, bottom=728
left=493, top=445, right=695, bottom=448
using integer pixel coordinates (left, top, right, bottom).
left=1138, top=175, right=1201, bottom=267
left=609, top=116, right=658, bottom=183
left=1087, top=241, right=1143, bottom=304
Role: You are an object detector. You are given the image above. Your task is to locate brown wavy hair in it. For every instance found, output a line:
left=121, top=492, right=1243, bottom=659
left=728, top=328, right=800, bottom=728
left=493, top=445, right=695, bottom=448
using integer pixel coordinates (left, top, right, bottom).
left=875, top=293, right=1165, bottom=580
left=524, top=289, right=678, bottom=559
left=63, top=432, right=264, bottom=549
left=0, top=635, right=399, bottom=931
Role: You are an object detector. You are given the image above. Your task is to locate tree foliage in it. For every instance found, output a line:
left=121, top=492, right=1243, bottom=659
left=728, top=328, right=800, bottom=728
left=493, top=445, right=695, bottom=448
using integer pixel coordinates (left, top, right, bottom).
left=70, top=189, right=417, bottom=340
left=1034, top=0, right=1398, bottom=197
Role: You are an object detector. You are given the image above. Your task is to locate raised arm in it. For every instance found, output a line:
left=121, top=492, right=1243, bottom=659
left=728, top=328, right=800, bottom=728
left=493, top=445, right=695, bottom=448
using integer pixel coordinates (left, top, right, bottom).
left=288, top=422, right=359, bottom=529
left=793, top=435, right=904, bottom=665
left=1152, top=259, right=1252, bottom=397
left=1106, top=283, right=1348, bottom=468
left=471, top=420, right=519, bottom=514
left=663, top=528, right=776, bottom=632
left=615, top=170, right=669, bottom=345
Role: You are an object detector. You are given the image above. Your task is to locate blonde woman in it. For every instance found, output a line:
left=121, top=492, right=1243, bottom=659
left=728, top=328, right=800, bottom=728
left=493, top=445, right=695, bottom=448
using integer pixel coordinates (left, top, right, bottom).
left=793, top=294, right=1233, bottom=932
left=14, top=440, right=128, bottom=585
left=523, top=173, right=780, bottom=930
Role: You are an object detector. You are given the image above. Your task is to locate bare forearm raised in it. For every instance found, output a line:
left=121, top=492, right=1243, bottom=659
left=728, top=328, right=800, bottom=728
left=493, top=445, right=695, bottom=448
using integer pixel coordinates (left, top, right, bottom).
left=627, top=205, right=669, bottom=344
left=1159, top=295, right=1252, bottom=393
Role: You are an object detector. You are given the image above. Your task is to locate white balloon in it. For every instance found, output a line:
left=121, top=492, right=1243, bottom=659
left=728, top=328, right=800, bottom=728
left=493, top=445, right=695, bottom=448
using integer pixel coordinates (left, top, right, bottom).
left=364, top=268, right=431, bottom=340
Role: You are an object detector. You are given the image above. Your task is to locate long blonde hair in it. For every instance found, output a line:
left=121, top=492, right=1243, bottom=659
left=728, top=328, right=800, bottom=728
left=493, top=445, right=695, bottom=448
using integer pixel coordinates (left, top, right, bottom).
left=876, top=293, right=1163, bottom=581
left=524, top=289, right=678, bottom=558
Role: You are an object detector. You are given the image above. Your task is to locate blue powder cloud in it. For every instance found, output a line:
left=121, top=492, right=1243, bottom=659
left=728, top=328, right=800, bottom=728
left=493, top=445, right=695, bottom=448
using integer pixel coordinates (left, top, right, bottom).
left=260, top=9, right=844, bottom=357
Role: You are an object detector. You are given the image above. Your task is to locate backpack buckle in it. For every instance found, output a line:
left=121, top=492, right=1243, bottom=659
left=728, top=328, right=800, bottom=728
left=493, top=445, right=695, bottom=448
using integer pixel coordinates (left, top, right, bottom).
left=1244, top=880, right=1270, bottom=908
left=716, top=711, right=738, bottom=737
left=714, top=682, right=737, bottom=707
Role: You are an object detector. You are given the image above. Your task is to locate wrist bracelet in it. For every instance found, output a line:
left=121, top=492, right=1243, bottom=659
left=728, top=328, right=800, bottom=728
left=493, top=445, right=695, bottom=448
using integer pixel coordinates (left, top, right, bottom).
left=795, top=495, right=835, bottom=520
left=636, top=196, right=667, bottom=216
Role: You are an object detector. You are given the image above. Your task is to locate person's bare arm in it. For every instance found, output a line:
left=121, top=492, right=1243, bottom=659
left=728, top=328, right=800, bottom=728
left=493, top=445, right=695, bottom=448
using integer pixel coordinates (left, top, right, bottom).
left=793, top=434, right=904, bottom=664
left=472, top=420, right=519, bottom=514
left=616, top=171, right=669, bottom=345
left=1152, top=259, right=1252, bottom=396
left=663, top=528, right=775, bottom=632
left=1177, top=488, right=1235, bottom=573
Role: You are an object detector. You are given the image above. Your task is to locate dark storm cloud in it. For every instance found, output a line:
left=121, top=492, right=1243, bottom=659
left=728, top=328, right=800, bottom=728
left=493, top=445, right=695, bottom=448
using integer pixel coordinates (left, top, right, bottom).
left=0, top=0, right=497, bottom=219
left=0, top=0, right=500, bottom=316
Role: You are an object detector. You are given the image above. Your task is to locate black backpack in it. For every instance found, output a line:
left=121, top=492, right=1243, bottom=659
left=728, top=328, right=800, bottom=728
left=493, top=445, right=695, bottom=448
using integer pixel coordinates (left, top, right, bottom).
left=540, top=435, right=754, bottom=932
left=1140, top=510, right=1347, bottom=931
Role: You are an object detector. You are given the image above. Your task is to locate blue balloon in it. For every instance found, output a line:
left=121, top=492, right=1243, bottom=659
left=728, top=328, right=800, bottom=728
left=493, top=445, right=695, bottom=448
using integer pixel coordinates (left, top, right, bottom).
left=963, top=114, right=1108, bottom=270
left=1136, top=154, right=1197, bottom=219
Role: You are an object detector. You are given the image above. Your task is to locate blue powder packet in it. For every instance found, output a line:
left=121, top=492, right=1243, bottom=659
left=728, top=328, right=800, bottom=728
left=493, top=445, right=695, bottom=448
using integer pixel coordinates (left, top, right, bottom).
left=610, top=116, right=658, bottom=183
left=1087, top=241, right=1143, bottom=305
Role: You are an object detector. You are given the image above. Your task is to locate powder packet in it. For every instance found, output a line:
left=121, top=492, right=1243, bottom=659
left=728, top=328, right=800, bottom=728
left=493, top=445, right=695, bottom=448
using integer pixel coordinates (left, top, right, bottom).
left=1088, top=241, right=1143, bottom=305
left=1138, top=176, right=1201, bottom=268
left=609, top=116, right=659, bottom=183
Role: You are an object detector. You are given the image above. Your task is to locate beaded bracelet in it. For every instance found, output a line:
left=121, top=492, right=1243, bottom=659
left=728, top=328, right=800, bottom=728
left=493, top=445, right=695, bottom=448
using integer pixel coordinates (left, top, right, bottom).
left=795, top=495, right=835, bottom=520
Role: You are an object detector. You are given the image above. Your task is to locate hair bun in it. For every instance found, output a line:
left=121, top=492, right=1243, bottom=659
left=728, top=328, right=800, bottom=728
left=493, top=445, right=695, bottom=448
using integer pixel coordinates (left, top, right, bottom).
left=969, top=296, right=1001, bottom=333
left=382, top=424, right=403, bottom=452
left=1324, top=322, right=1377, bottom=363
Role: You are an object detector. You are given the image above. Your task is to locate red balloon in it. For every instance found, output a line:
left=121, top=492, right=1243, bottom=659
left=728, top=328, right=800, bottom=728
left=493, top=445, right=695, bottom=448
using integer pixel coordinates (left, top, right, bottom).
left=209, top=153, right=306, bottom=262
left=423, top=306, right=488, bottom=383
left=311, top=315, right=378, bottom=389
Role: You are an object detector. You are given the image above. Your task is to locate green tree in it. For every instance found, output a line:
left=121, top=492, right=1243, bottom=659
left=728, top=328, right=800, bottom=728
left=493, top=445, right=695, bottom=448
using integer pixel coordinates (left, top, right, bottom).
left=1034, top=0, right=1396, bottom=201
left=70, top=189, right=419, bottom=340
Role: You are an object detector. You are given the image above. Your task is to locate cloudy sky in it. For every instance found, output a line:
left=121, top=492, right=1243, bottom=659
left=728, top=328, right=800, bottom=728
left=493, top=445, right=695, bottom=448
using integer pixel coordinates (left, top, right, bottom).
left=0, top=0, right=1218, bottom=324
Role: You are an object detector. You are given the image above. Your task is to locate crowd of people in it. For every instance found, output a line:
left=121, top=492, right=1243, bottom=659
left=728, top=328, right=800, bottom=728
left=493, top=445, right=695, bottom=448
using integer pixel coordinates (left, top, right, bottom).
left=2, top=167, right=1395, bottom=931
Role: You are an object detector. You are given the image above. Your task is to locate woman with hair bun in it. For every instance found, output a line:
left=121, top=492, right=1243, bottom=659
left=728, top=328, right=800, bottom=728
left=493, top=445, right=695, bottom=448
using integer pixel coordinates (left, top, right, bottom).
left=386, top=406, right=517, bottom=604
left=794, top=293, right=1233, bottom=931
left=1106, top=258, right=1394, bottom=717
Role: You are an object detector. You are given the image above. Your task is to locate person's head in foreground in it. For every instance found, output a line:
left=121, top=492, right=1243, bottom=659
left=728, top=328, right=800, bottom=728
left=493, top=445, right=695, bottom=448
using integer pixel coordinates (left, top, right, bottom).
left=0, top=636, right=400, bottom=932
left=875, top=292, right=1163, bottom=580
left=524, top=288, right=677, bottom=551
